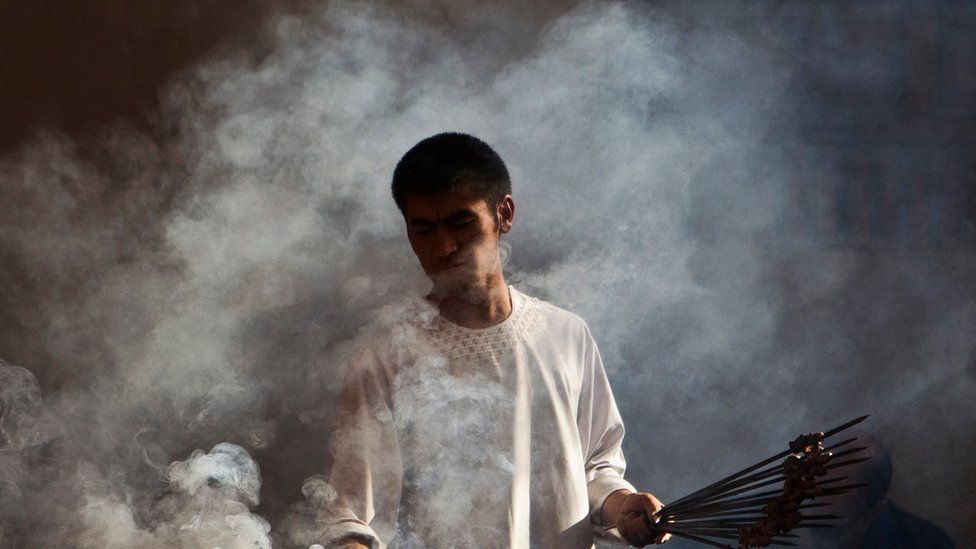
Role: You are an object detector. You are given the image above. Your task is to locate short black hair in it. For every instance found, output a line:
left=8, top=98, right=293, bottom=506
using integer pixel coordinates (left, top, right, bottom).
left=391, top=132, right=511, bottom=214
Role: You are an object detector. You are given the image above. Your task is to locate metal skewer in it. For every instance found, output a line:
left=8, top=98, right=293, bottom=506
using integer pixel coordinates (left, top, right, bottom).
left=606, top=416, right=871, bottom=547
left=664, top=415, right=868, bottom=512
left=662, top=446, right=868, bottom=518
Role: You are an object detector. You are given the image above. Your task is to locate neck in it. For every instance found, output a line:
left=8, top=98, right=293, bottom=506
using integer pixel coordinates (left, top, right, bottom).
left=429, top=271, right=512, bottom=329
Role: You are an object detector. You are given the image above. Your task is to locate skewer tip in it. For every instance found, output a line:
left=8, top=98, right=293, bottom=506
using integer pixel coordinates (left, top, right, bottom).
left=824, top=414, right=870, bottom=437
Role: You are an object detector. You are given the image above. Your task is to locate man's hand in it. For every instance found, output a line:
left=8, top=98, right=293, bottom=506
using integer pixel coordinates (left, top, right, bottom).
left=602, top=489, right=671, bottom=546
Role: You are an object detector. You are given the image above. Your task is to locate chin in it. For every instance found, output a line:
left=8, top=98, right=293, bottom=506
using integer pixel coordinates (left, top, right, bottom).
left=429, top=274, right=478, bottom=298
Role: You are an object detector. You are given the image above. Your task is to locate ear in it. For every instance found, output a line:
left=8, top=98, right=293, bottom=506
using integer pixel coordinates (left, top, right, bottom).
left=497, top=195, right=515, bottom=234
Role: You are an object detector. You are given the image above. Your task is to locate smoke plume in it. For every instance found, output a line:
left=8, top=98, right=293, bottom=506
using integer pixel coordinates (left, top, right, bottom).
left=0, top=1, right=972, bottom=546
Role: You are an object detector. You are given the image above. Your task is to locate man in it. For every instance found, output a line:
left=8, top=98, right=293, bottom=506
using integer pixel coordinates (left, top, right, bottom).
left=323, top=133, right=668, bottom=548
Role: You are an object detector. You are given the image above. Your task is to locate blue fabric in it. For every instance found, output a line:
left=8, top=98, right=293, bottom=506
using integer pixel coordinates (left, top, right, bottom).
left=862, top=501, right=954, bottom=549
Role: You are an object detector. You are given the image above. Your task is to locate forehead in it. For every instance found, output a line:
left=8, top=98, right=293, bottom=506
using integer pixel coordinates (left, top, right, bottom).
left=402, top=184, right=491, bottom=220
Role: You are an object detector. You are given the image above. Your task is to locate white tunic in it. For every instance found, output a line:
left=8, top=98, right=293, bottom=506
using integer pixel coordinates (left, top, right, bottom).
left=324, top=286, right=636, bottom=548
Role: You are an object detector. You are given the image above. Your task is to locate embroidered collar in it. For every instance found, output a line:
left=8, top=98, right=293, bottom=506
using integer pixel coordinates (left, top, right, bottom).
left=419, top=286, right=547, bottom=362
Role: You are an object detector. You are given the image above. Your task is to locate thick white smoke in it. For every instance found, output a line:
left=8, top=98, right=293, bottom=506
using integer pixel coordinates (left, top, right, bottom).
left=0, top=1, right=972, bottom=547
left=80, top=443, right=272, bottom=549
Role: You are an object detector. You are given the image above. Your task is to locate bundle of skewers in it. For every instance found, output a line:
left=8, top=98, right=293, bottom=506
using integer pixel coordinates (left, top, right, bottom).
left=628, top=415, right=871, bottom=548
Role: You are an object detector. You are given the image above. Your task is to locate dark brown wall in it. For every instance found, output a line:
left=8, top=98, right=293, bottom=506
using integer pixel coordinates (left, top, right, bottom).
left=0, top=1, right=302, bottom=151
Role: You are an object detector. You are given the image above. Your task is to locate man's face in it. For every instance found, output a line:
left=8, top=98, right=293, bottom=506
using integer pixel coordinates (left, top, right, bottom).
left=402, top=183, right=513, bottom=298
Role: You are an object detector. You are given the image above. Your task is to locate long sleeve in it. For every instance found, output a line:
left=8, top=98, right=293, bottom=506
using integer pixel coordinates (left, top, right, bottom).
left=576, top=322, right=637, bottom=538
left=323, top=345, right=402, bottom=548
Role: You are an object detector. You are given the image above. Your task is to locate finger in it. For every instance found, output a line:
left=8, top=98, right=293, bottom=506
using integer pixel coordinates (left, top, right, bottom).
left=616, top=515, right=634, bottom=546
left=617, top=512, right=635, bottom=545
left=628, top=513, right=656, bottom=547
left=619, top=513, right=650, bottom=547
left=638, top=497, right=668, bottom=544
left=630, top=515, right=659, bottom=547
left=635, top=498, right=662, bottom=532
left=640, top=495, right=664, bottom=517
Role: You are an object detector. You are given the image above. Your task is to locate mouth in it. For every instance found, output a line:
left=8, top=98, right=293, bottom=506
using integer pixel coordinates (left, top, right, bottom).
left=435, top=262, right=468, bottom=273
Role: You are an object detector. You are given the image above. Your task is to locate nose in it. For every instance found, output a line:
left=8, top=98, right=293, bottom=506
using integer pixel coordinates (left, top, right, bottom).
left=432, top=227, right=458, bottom=258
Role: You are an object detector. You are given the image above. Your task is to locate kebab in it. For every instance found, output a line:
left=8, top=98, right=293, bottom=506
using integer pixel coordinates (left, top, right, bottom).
left=608, top=415, right=871, bottom=548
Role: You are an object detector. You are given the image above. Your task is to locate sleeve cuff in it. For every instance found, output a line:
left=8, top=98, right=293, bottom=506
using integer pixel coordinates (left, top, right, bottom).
left=322, top=519, right=382, bottom=549
left=587, top=474, right=638, bottom=526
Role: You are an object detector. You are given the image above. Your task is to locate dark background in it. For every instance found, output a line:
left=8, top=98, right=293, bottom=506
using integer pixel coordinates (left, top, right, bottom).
left=3, top=1, right=972, bottom=242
